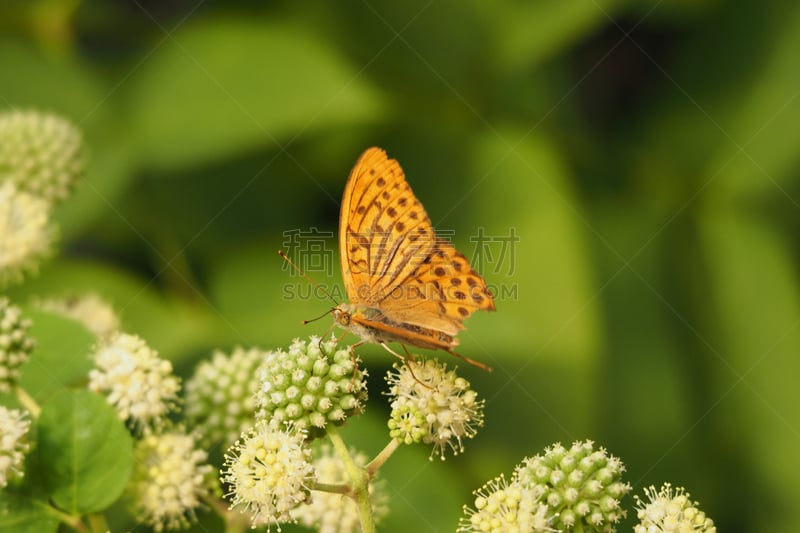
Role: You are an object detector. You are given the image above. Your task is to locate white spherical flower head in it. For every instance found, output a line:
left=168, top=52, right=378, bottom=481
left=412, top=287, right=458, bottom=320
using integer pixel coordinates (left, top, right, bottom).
left=0, top=181, right=55, bottom=287
left=88, top=332, right=180, bottom=430
left=291, top=444, right=389, bottom=532
left=0, top=109, right=86, bottom=204
left=0, top=297, right=36, bottom=393
left=34, top=293, right=120, bottom=338
left=185, top=346, right=265, bottom=448
left=221, top=420, right=314, bottom=530
left=128, top=430, right=212, bottom=531
left=255, top=336, right=367, bottom=439
left=0, top=406, right=31, bottom=488
left=514, top=440, right=631, bottom=532
left=385, top=358, right=485, bottom=460
left=458, top=474, right=553, bottom=533
left=633, top=483, right=717, bottom=533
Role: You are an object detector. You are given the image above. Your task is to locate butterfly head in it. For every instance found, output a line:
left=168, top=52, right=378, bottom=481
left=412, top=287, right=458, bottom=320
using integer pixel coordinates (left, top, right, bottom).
left=332, top=304, right=352, bottom=327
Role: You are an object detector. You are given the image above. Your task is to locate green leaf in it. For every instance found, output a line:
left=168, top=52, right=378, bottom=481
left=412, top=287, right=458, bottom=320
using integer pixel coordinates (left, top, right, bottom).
left=53, top=137, right=137, bottom=241
left=490, top=0, right=623, bottom=72
left=18, top=310, right=95, bottom=403
left=127, top=16, right=383, bottom=172
left=36, top=390, right=134, bottom=514
left=466, top=130, right=601, bottom=365
left=0, top=40, right=106, bottom=120
left=0, top=492, right=59, bottom=533
left=703, top=4, right=800, bottom=199
left=699, top=208, right=800, bottom=531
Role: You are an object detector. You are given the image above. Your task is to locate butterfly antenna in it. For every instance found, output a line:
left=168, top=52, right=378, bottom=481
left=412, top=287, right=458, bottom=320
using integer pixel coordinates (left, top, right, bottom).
left=278, top=250, right=339, bottom=306
left=303, top=308, right=336, bottom=326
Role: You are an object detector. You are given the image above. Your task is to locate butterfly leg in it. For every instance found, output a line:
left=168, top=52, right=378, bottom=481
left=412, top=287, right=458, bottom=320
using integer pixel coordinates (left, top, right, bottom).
left=381, top=343, right=432, bottom=389
left=316, top=322, right=339, bottom=356
left=400, top=344, right=418, bottom=363
left=346, top=341, right=366, bottom=392
left=446, top=349, right=493, bottom=372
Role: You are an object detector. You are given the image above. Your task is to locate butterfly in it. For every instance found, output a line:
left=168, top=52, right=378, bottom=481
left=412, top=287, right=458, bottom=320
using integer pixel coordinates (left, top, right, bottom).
left=332, top=147, right=495, bottom=371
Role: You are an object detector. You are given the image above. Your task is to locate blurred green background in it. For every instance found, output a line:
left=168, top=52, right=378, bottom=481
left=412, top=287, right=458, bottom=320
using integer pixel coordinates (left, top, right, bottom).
left=3, top=0, right=800, bottom=531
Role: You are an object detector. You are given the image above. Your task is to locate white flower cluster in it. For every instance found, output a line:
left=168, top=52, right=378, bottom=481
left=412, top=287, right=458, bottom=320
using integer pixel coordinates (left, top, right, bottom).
left=34, top=293, right=120, bottom=338
left=461, top=440, right=631, bottom=532
left=0, top=406, right=31, bottom=488
left=88, top=332, right=180, bottom=430
left=128, top=430, right=212, bottom=531
left=221, top=420, right=314, bottom=530
left=0, top=181, right=55, bottom=287
left=459, top=474, right=552, bottom=533
left=386, top=358, right=484, bottom=459
left=634, top=483, right=716, bottom=533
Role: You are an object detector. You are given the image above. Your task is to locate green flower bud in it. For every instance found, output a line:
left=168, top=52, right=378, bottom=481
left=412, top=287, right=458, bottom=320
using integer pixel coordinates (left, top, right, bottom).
left=255, top=336, right=366, bottom=439
left=515, top=440, right=631, bottom=532
left=0, top=110, right=86, bottom=204
left=0, top=297, right=35, bottom=393
left=185, top=346, right=264, bottom=448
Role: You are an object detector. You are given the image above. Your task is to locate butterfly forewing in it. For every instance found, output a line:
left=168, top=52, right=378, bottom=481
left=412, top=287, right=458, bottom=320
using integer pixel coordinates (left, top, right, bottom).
left=338, top=147, right=495, bottom=351
left=339, top=148, right=437, bottom=303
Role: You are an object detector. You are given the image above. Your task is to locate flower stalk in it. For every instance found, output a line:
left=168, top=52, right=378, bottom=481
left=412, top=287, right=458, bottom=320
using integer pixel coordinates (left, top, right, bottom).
left=326, top=424, right=376, bottom=533
left=15, top=386, right=40, bottom=417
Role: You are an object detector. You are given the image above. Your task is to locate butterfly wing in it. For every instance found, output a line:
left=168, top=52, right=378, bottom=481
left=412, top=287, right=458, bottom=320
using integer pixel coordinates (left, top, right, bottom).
left=385, top=236, right=495, bottom=335
left=339, top=147, right=436, bottom=305
left=339, top=147, right=494, bottom=337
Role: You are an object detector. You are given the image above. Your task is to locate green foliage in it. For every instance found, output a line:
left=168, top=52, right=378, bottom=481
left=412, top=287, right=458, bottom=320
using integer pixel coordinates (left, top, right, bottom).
left=0, top=492, right=60, bottom=533
left=19, top=310, right=95, bottom=401
left=36, top=390, right=134, bottom=514
left=127, top=17, right=383, bottom=172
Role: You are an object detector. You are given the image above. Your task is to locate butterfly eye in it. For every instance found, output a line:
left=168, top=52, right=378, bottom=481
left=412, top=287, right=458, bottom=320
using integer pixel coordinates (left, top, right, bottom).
left=334, top=308, right=351, bottom=326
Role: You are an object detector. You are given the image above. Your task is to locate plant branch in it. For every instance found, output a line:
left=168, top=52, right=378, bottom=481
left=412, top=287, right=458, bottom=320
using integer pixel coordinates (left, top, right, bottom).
left=365, top=438, right=400, bottom=477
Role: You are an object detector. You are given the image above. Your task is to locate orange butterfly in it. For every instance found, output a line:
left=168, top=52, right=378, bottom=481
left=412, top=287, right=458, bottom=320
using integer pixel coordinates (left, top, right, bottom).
left=332, top=147, right=495, bottom=371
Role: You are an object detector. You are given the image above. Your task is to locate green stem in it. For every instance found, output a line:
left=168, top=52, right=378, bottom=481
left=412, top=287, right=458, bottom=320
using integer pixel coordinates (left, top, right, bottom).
left=365, top=438, right=400, bottom=477
left=15, top=387, right=41, bottom=417
left=327, top=425, right=375, bottom=533
left=47, top=507, right=87, bottom=533
left=86, top=513, right=108, bottom=533
left=312, top=481, right=352, bottom=495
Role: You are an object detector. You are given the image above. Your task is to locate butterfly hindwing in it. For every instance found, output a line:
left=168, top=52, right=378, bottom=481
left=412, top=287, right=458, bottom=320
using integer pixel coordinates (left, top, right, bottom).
left=384, top=237, right=495, bottom=334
